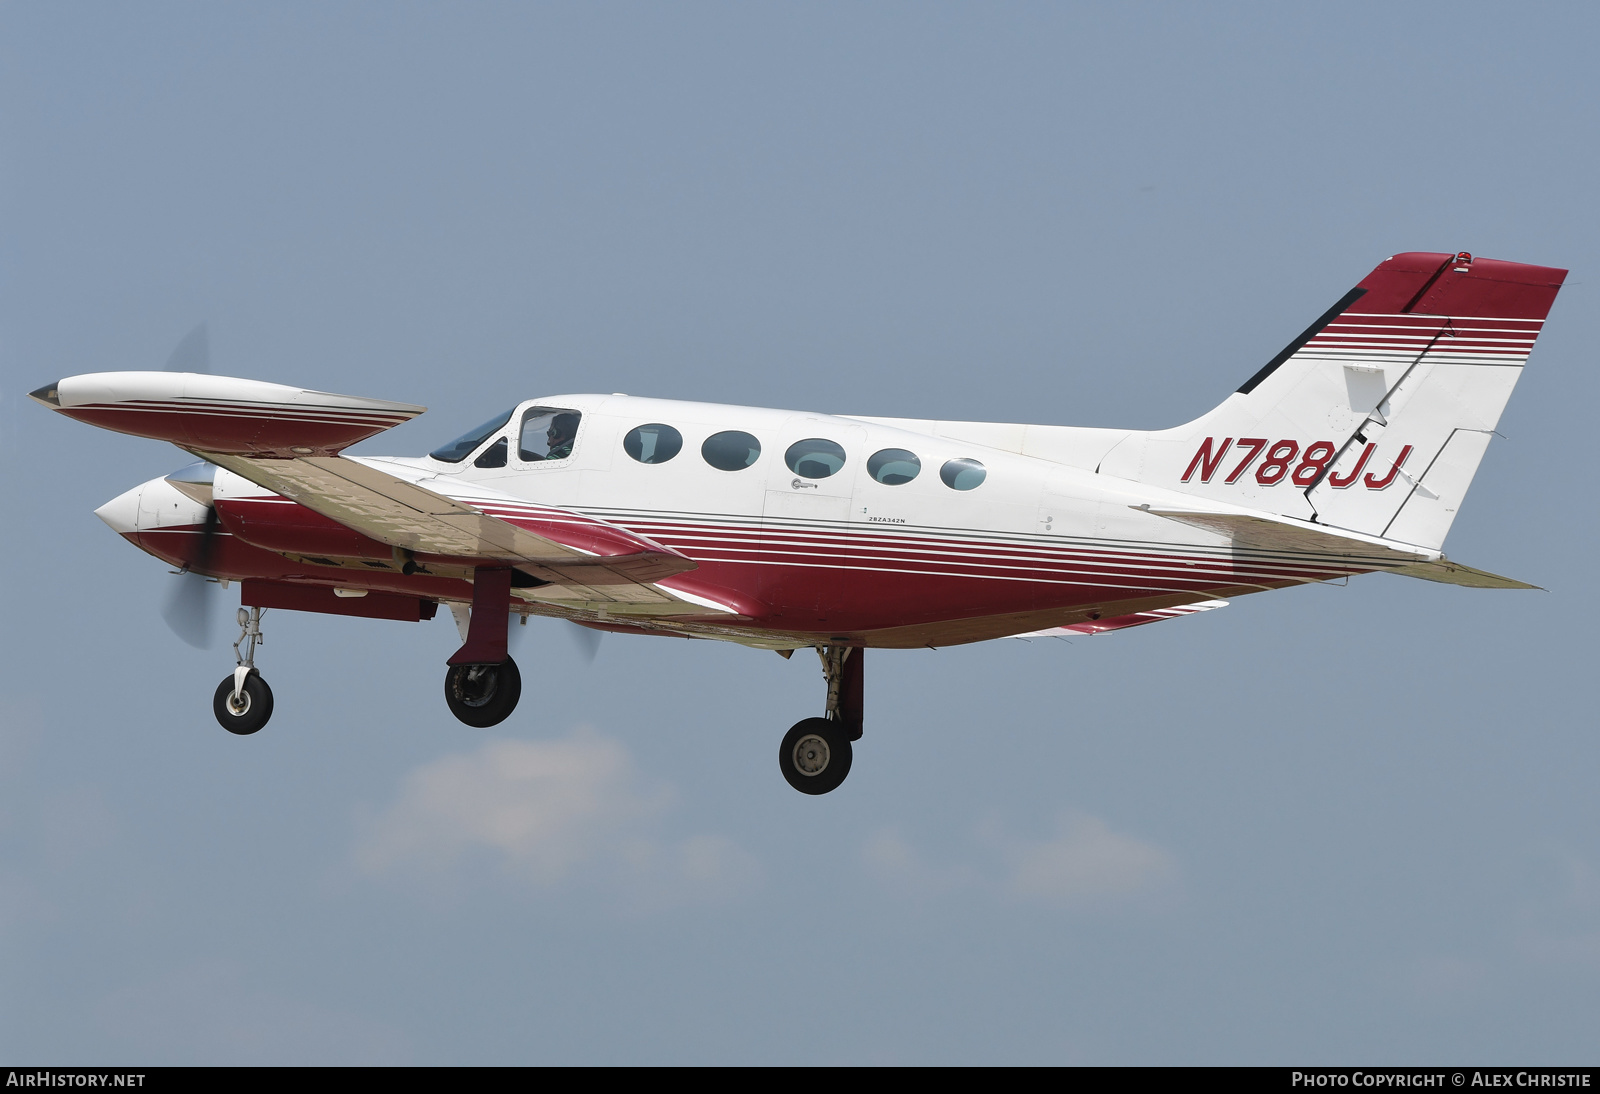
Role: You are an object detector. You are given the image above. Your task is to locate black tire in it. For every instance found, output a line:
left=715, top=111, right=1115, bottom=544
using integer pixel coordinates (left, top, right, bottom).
left=444, top=658, right=522, bottom=728
left=779, top=717, right=853, bottom=795
left=212, top=671, right=274, bottom=735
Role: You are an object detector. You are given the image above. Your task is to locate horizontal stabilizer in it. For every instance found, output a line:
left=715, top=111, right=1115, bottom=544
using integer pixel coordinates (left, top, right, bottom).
left=1135, top=506, right=1432, bottom=563
left=1010, top=599, right=1229, bottom=639
left=1388, top=559, right=1539, bottom=590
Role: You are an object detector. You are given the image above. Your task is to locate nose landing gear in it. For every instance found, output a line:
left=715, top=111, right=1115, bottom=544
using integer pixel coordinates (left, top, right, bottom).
left=213, top=606, right=273, bottom=735
left=778, top=646, right=862, bottom=795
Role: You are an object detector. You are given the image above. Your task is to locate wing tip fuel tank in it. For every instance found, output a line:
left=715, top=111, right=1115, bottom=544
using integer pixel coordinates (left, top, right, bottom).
left=32, top=371, right=426, bottom=457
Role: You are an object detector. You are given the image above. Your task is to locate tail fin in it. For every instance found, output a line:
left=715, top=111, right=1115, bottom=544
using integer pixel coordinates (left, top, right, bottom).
left=1098, top=252, right=1566, bottom=549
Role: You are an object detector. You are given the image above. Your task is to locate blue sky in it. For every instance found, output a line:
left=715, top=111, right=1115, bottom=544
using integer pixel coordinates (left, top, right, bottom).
left=3, top=2, right=1598, bottom=1063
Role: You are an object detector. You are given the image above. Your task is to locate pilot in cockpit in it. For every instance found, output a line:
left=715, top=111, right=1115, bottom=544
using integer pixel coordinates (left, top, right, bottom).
left=514, top=408, right=582, bottom=462
left=544, top=413, right=579, bottom=460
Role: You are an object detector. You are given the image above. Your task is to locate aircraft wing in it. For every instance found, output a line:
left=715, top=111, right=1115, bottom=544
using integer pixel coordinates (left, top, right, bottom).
left=31, top=371, right=712, bottom=611
left=204, top=452, right=704, bottom=609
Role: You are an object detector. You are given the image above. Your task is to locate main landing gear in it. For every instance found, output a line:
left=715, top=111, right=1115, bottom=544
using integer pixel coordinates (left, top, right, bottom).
left=443, top=566, right=523, bottom=728
left=213, top=606, right=274, bottom=735
left=444, top=660, right=522, bottom=727
left=779, top=646, right=863, bottom=796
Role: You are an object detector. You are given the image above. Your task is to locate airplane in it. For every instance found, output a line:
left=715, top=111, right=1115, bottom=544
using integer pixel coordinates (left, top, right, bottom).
left=29, top=250, right=1565, bottom=794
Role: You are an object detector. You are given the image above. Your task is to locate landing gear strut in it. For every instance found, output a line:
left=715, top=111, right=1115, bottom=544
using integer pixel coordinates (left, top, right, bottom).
left=213, top=606, right=273, bottom=735
left=778, top=646, right=862, bottom=795
left=443, top=566, right=523, bottom=728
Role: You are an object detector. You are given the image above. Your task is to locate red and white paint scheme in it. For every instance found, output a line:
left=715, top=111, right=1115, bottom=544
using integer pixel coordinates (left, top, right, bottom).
left=31, top=251, right=1566, bottom=794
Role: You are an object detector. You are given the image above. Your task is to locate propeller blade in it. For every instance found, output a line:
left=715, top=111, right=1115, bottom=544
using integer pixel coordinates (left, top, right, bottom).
left=165, top=323, right=210, bottom=374
left=193, top=502, right=223, bottom=570
left=163, top=503, right=225, bottom=649
left=567, top=621, right=603, bottom=665
left=162, top=572, right=214, bottom=649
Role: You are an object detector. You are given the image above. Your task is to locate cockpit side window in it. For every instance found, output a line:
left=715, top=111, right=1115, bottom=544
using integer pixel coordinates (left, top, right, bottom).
left=519, top=408, right=582, bottom=462
left=430, top=409, right=515, bottom=463
left=474, top=437, right=508, bottom=468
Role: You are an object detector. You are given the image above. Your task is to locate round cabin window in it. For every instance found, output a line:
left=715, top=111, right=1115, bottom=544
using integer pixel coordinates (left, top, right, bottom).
left=785, top=438, right=847, bottom=479
left=701, top=431, right=762, bottom=471
left=867, top=448, right=921, bottom=485
left=940, top=458, right=987, bottom=491
left=622, top=423, right=683, bottom=464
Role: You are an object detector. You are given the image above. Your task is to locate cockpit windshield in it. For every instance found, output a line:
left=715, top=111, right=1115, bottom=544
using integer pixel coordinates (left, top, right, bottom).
left=429, top=408, right=514, bottom=463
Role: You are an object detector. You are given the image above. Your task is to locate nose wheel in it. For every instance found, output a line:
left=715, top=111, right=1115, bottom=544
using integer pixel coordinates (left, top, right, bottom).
left=212, top=606, right=274, bottom=735
left=213, top=669, right=273, bottom=735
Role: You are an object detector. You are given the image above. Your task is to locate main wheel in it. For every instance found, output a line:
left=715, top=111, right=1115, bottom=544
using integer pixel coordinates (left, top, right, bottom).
left=779, top=717, right=853, bottom=795
left=212, top=671, right=274, bottom=735
left=444, top=658, right=522, bottom=728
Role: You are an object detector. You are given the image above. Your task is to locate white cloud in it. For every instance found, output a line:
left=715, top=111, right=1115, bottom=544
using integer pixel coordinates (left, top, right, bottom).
left=860, top=828, right=974, bottom=896
left=1001, top=813, right=1177, bottom=908
left=862, top=812, right=1176, bottom=910
left=354, top=730, right=757, bottom=908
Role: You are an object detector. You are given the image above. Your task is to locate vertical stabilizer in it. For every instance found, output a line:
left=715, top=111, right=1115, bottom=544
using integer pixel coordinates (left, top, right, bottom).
left=1097, top=252, right=1566, bottom=549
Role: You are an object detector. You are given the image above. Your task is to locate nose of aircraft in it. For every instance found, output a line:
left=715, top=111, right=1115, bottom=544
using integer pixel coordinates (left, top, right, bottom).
left=94, top=483, right=145, bottom=535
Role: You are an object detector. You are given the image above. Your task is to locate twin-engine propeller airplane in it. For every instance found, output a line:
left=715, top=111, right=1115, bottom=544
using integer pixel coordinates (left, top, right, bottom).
left=31, top=251, right=1565, bottom=794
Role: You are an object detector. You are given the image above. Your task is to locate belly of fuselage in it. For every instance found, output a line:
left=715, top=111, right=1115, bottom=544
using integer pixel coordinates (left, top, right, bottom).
left=99, top=452, right=1320, bottom=648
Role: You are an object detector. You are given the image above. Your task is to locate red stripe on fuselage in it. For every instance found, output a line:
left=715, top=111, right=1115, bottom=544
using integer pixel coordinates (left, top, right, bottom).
left=136, top=496, right=1378, bottom=638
